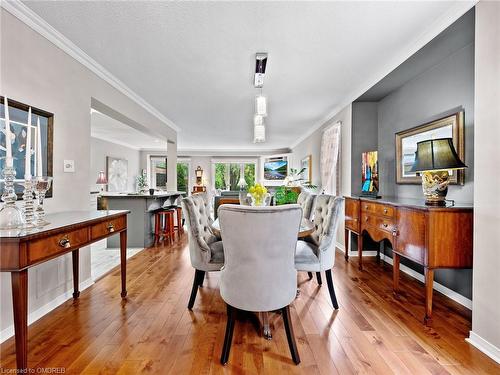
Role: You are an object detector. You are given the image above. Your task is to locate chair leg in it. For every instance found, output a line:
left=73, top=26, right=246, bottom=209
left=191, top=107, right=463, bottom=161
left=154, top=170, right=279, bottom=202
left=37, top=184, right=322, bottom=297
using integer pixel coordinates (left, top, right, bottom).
left=220, top=304, right=236, bottom=365
left=198, top=270, right=206, bottom=287
left=325, top=269, right=339, bottom=309
left=188, top=269, right=204, bottom=310
left=316, top=272, right=322, bottom=285
left=307, top=272, right=313, bottom=280
left=282, top=305, right=300, bottom=365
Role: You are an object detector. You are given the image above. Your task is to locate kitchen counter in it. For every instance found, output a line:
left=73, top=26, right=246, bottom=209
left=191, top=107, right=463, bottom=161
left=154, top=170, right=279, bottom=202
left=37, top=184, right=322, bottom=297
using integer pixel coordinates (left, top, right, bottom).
left=99, top=191, right=185, bottom=248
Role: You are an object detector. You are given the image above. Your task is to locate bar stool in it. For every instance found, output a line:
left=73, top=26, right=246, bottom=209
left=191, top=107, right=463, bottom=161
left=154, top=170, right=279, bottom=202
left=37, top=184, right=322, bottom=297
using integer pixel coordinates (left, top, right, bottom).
left=154, top=208, right=175, bottom=245
left=174, top=206, right=184, bottom=237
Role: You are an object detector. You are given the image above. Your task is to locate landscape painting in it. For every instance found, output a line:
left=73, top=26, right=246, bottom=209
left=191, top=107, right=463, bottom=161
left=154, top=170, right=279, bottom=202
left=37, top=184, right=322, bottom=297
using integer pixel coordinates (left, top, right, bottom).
left=264, top=156, right=288, bottom=180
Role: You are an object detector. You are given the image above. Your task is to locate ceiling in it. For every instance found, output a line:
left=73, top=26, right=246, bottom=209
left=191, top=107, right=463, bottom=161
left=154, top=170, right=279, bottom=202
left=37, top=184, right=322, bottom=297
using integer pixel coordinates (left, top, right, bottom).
left=91, top=110, right=168, bottom=151
left=23, top=1, right=474, bottom=151
left=357, top=8, right=474, bottom=102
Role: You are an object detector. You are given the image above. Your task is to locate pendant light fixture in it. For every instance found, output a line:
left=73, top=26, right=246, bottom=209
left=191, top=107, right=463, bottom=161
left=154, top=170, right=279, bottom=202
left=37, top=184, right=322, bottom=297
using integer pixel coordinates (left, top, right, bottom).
left=255, top=94, right=267, bottom=117
left=253, top=52, right=268, bottom=142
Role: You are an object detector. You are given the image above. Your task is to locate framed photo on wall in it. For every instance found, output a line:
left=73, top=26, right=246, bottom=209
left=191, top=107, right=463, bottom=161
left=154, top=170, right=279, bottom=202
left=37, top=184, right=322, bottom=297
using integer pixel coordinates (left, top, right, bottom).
left=395, top=111, right=465, bottom=185
left=262, top=155, right=289, bottom=183
left=300, top=155, right=312, bottom=184
left=106, top=156, right=128, bottom=192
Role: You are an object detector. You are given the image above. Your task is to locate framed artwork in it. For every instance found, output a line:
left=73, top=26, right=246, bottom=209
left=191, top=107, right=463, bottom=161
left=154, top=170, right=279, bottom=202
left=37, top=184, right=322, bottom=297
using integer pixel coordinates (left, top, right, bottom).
left=106, top=156, right=128, bottom=192
left=263, top=155, right=289, bottom=181
left=0, top=97, right=54, bottom=198
left=300, top=155, right=312, bottom=183
left=361, top=151, right=379, bottom=196
left=395, top=111, right=464, bottom=185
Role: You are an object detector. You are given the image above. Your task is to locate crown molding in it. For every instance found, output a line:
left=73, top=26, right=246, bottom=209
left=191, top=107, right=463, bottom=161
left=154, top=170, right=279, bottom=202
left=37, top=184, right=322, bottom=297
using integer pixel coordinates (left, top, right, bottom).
left=289, top=0, right=477, bottom=150
left=1, top=0, right=180, bottom=133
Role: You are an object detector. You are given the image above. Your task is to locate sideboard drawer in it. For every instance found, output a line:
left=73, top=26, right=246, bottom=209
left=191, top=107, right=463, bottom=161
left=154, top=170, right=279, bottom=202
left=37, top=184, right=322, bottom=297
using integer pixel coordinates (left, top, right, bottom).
left=28, top=228, right=89, bottom=264
left=361, top=202, right=395, bottom=218
left=362, top=214, right=395, bottom=233
left=91, top=216, right=126, bottom=240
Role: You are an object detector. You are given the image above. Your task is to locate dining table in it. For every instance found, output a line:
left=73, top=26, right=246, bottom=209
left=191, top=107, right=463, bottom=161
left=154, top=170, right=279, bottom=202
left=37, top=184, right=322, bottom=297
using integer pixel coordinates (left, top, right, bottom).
left=210, top=216, right=315, bottom=340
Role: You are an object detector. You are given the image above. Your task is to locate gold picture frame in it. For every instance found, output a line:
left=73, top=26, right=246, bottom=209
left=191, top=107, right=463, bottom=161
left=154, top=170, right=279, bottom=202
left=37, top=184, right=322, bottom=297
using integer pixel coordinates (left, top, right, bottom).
left=300, top=155, right=312, bottom=184
left=395, top=111, right=465, bottom=185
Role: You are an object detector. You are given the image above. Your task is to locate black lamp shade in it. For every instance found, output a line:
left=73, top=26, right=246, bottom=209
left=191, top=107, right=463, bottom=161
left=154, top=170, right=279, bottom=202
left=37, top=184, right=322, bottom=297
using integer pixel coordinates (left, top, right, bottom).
left=411, top=138, right=467, bottom=172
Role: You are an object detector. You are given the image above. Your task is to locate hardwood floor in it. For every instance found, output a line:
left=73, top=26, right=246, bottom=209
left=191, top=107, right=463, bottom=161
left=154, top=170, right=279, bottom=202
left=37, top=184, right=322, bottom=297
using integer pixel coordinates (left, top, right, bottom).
left=1, top=237, right=498, bottom=374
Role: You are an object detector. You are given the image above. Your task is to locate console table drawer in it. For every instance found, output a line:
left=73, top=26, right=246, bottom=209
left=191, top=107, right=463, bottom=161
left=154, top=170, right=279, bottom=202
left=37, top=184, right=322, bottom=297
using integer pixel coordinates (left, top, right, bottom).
left=91, top=216, right=126, bottom=240
left=361, top=202, right=395, bottom=217
left=28, top=228, right=89, bottom=264
left=362, top=215, right=395, bottom=233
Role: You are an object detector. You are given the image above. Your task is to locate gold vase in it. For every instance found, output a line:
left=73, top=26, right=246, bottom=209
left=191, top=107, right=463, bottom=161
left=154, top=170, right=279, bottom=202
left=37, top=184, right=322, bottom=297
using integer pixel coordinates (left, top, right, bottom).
left=421, top=170, right=449, bottom=206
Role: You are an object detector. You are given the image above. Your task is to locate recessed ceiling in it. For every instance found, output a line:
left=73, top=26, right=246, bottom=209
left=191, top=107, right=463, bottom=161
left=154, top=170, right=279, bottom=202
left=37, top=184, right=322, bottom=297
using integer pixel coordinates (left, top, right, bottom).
left=23, top=1, right=474, bottom=151
left=356, top=8, right=475, bottom=102
left=91, top=110, right=167, bottom=151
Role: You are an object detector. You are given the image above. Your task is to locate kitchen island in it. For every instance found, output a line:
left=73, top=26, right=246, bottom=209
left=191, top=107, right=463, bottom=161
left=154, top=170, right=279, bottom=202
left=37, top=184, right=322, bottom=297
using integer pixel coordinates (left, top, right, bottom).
left=99, top=191, right=185, bottom=248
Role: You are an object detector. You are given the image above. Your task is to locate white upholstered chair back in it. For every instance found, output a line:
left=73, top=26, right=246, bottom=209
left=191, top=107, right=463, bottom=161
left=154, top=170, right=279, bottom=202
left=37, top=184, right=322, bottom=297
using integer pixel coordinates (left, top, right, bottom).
left=297, top=191, right=316, bottom=220
left=181, top=193, right=221, bottom=271
left=218, top=204, right=302, bottom=312
left=309, top=195, right=344, bottom=270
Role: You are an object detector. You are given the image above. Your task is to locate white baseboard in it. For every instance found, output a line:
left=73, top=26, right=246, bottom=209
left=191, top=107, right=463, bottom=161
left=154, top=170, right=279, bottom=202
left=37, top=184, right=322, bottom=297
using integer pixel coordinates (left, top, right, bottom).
left=466, top=331, right=500, bottom=364
left=0, top=278, right=94, bottom=343
left=335, top=242, right=472, bottom=310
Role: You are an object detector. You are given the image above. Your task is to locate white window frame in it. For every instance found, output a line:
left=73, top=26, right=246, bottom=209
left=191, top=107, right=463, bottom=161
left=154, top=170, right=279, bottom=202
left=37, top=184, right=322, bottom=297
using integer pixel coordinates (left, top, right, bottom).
left=210, top=159, right=258, bottom=191
left=177, top=158, right=192, bottom=195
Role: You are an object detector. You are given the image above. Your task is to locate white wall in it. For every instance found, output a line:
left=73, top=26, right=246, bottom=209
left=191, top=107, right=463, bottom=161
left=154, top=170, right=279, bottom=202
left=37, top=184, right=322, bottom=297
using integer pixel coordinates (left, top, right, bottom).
left=467, top=0, right=500, bottom=363
left=0, top=8, right=177, bottom=340
left=90, top=137, right=141, bottom=192
left=291, top=104, right=352, bottom=247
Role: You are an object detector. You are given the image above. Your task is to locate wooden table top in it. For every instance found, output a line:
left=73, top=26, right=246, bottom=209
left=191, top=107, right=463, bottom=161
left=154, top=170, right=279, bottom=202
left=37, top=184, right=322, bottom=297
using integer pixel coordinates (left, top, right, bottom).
left=211, top=217, right=314, bottom=238
left=0, top=210, right=129, bottom=240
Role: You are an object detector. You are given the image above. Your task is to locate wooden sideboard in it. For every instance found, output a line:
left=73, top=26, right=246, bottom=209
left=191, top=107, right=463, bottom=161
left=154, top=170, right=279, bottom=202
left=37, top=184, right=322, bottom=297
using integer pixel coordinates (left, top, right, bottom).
left=344, top=196, right=473, bottom=324
left=0, top=210, right=129, bottom=371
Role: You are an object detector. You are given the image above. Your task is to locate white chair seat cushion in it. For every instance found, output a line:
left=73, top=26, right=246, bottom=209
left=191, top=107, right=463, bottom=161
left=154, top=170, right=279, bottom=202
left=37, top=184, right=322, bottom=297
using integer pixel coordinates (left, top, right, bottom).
left=209, top=241, right=225, bottom=264
left=295, top=240, right=320, bottom=272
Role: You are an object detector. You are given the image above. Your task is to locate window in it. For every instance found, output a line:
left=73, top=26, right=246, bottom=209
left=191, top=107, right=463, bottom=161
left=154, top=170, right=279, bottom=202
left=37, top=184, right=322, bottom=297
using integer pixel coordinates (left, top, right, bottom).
left=150, top=156, right=167, bottom=188
left=213, top=161, right=256, bottom=190
left=177, top=162, right=189, bottom=193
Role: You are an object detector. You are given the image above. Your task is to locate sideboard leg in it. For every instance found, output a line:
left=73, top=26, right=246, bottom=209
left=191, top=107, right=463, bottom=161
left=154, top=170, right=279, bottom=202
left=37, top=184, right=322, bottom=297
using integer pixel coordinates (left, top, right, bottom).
left=72, top=249, right=80, bottom=298
left=424, top=267, right=434, bottom=325
left=344, top=229, right=349, bottom=261
left=392, top=253, right=400, bottom=294
left=357, top=234, right=363, bottom=270
left=120, top=230, right=128, bottom=298
left=11, top=270, right=28, bottom=371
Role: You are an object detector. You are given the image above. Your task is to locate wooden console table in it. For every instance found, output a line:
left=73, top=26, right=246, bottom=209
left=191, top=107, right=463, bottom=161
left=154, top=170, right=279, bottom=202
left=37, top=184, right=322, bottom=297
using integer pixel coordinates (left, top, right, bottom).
left=0, top=210, right=129, bottom=371
left=344, top=196, right=472, bottom=324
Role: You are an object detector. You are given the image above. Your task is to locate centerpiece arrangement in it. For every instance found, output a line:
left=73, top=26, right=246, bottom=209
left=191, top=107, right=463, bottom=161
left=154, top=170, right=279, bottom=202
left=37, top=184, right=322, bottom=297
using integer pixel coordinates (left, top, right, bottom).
left=248, top=183, right=270, bottom=206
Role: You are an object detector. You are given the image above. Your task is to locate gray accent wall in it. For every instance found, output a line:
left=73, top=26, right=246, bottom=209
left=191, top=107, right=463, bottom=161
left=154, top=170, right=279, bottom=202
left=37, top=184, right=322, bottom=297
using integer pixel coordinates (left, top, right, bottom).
left=352, top=23, right=475, bottom=300
left=351, top=102, right=379, bottom=196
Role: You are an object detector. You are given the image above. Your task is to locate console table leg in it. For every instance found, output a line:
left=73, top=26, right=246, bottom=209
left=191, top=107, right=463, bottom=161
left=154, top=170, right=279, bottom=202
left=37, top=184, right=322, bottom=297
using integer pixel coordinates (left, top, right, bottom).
left=11, top=270, right=28, bottom=371
left=424, top=267, right=434, bottom=325
left=344, top=229, right=349, bottom=261
left=393, top=253, right=400, bottom=294
left=358, top=233, right=363, bottom=270
left=72, top=249, right=80, bottom=298
left=120, top=230, right=128, bottom=298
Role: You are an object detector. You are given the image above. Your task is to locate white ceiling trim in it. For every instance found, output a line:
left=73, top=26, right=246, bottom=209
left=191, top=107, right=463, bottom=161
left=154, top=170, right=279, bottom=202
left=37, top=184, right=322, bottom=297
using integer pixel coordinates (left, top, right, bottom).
left=1, top=0, right=180, bottom=133
left=90, top=134, right=140, bottom=151
left=289, top=0, right=477, bottom=150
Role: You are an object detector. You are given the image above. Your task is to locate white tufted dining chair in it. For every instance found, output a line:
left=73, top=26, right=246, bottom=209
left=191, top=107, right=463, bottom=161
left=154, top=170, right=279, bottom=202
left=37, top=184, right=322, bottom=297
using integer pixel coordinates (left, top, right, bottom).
left=218, top=204, right=302, bottom=365
left=181, top=193, right=224, bottom=310
left=297, top=190, right=316, bottom=220
left=295, top=195, right=344, bottom=309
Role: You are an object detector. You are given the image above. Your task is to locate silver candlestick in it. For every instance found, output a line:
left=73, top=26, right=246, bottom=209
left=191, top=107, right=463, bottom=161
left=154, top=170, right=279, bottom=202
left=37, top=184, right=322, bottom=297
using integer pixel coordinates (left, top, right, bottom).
left=22, top=176, right=36, bottom=228
left=34, top=176, right=53, bottom=226
left=0, top=164, right=25, bottom=229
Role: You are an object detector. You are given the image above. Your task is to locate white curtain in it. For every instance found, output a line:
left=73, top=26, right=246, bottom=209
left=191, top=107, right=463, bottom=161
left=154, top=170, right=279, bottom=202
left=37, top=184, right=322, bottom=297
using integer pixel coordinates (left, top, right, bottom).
left=320, top=121, right=341, bottom=195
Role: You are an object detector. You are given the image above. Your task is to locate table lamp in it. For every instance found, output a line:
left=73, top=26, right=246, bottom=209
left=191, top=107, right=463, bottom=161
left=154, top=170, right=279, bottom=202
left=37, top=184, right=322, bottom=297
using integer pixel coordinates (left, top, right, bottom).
left=96, top=171, right=108, bottom=193
left=410, top=138, right=467, bottom=206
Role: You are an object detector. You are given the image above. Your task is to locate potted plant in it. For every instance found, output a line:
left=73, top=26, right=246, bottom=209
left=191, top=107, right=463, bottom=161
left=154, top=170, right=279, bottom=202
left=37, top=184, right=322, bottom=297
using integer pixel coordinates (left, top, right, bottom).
left=136, top=174, right=148, bottom=194
left=275, top=168, right=317, bottom=205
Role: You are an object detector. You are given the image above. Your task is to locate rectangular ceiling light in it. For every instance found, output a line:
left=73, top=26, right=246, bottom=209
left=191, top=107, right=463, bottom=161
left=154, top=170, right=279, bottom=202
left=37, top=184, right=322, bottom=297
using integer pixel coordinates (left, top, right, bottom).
left=254, top=124, right=266, bottom=143
left=254, top=52, right=268, bottom=88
